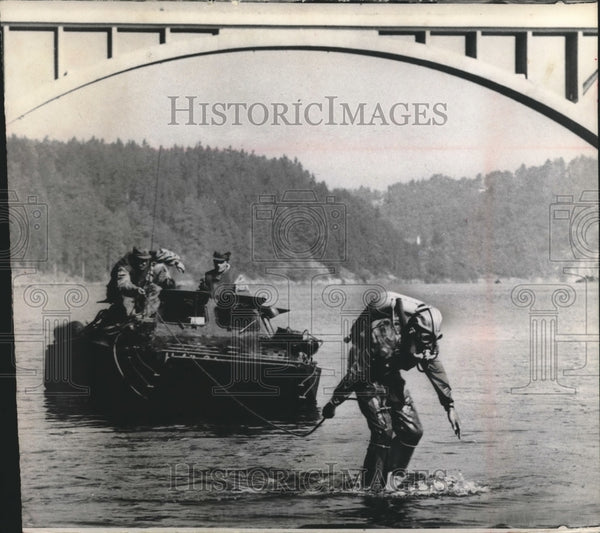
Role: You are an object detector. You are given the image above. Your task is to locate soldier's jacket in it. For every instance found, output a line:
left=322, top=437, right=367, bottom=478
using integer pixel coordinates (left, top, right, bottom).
left=332, top=317, right=454, bottom=410
left=106, top=251, right=178, bottom=302
left=200, top=265, right=232, bottom=296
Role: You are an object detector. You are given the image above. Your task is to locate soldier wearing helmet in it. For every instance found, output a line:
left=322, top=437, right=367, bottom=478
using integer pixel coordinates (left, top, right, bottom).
left=105, top=246, right=185, bottom=320
left=322, top=291, right=460, bottom=491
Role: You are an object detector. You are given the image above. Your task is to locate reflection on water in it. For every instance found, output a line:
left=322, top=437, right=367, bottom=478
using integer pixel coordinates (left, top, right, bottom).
left=43, top=395, right=321, bottom=432
left=15, top=282, right=600, bottom=528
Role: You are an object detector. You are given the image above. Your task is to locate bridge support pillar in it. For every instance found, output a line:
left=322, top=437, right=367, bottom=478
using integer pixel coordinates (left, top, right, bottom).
left=515, top=32, right=529, bottom=78
left=55, top=26, right=66, bottom=80
left=415, top=31, right=429, bottom=45
left=565, top=32, right=580, bottom=102
left=466, top=31, right=478, bottom=59
left=108, top=27, right=116, bottom=59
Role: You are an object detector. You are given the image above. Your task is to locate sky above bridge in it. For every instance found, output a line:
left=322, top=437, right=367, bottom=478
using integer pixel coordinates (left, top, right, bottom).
left=6, top=50, right=596, bottom=190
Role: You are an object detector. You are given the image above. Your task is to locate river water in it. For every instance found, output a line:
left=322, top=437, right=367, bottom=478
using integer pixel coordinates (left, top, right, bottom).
left=14, top=279, right=599, bottom=528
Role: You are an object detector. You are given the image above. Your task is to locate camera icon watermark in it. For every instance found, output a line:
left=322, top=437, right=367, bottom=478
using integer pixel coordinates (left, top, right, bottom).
left=252, top=190, right=346, bottom=263
left=549, top=191, right=599, bottom=263
left=0, top=190, right=48, bottom=267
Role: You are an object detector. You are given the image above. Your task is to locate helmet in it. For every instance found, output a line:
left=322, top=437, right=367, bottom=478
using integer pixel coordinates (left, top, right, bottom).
left=132, top=247, right=151, bottom=260
left=408, top=304, right=443, bottom=343
left=213, top=251, right=231, bottom=263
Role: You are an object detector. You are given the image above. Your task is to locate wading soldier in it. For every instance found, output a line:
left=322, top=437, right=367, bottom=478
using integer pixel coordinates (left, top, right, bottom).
left=322, top=291, right=461, bottom=491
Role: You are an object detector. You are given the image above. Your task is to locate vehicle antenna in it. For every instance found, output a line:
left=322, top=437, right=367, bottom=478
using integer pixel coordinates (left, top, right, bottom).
left=150, top=145, right=162, bottom=251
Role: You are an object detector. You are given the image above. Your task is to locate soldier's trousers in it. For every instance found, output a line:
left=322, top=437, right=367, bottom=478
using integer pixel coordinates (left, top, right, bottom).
left=357, top=375, right=423, bottom=490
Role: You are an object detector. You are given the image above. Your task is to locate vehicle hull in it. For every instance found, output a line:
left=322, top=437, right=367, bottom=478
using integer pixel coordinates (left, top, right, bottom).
left=44, top=330, right=321, bottom=417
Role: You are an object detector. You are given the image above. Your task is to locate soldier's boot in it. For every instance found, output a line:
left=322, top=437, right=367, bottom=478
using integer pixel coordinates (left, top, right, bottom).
left=386, top=438, right=420, bottom=490
left=389, top=437, right=417, bottom=472
left=363, top=443, right=390, bottom=492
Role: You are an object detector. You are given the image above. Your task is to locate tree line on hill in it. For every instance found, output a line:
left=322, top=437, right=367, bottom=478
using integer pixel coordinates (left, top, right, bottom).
left=364, top=155, right=596, bottom=281
left=6, top=136, right=597, bottom=283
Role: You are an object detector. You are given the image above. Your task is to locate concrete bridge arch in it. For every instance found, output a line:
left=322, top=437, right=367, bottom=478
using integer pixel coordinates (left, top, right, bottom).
left=1, top=2, right=597, bottom=146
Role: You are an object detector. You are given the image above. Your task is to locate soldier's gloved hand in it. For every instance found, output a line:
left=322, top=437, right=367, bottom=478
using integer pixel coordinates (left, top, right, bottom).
left=447, top=406, right=461, bottom=439
left=175, top=261, right=185, bottom=274
left=136, top=287, right=146, bottom=296
left=322, top=401, right=337, bottom=419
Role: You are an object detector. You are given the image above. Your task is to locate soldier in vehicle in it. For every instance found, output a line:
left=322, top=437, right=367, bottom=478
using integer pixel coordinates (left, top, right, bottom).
left=322, top=292, right=461, bottom=491
left=198, top=251, right=232, bottom=296
left=105, top=246, right=185, bottom=321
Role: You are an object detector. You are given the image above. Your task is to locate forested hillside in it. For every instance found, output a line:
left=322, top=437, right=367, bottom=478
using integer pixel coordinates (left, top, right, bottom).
left=361, top=156, right=597, bottom=281
left=6, top=137, right=417, bottom=282
left=6, top=136, right=596, bottom=283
